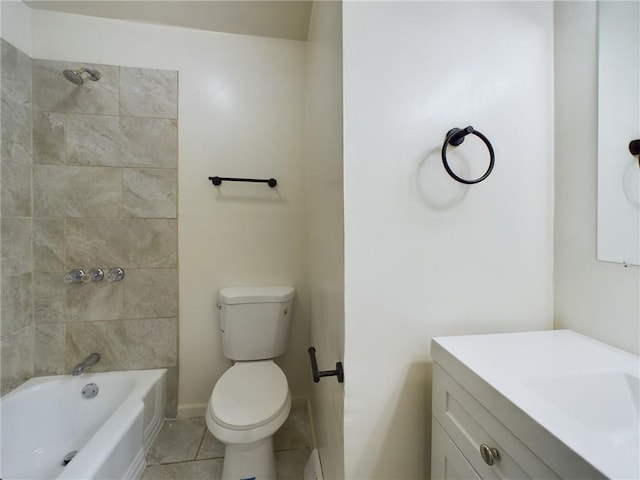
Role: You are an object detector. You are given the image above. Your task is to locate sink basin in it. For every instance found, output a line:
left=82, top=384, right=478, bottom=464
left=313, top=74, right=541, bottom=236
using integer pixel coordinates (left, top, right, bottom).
left=525, top=371, right=640, bottom=441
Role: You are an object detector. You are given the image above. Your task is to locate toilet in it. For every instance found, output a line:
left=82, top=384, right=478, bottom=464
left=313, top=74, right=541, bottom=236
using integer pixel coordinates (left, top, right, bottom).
left=205, top=286, right=295, bottom=480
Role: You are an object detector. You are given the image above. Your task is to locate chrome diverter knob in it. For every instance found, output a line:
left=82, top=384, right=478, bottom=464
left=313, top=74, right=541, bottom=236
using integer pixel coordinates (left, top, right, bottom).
left=64, top=269, right=86, bottom=284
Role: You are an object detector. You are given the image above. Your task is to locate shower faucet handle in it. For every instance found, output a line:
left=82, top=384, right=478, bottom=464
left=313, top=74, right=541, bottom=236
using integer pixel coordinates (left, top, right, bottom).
left=106, top=267, right=125, bottom=282
left=87, top=268, right=104, bottom=282
left=64, top=269, right=87, bottom=284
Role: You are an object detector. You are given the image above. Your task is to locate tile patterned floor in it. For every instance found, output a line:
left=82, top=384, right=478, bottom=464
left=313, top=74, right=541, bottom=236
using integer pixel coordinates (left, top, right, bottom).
left=142, top=402, right=312, bottom=480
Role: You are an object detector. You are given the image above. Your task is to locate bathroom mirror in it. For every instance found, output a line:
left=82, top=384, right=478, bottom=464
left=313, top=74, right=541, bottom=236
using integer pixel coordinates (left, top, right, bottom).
left=597, top=1, right=640, bottom=266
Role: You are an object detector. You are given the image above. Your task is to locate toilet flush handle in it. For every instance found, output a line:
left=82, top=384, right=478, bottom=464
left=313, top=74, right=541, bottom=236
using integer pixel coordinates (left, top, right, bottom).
left=217, top=303, right=225, bottom=332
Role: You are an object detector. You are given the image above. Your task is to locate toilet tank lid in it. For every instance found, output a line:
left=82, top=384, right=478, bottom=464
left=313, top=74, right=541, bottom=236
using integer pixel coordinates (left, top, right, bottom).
left=219, top=286, right=295, bottom=304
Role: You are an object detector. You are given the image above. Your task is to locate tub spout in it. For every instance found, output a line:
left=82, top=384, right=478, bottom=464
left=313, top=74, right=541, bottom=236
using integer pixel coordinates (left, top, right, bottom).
left=72, top=353, right=100, bottom=376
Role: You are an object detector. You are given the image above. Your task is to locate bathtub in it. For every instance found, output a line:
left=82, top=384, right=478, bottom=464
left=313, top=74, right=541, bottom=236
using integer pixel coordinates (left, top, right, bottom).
left=0, top=369, right=166, bottom=480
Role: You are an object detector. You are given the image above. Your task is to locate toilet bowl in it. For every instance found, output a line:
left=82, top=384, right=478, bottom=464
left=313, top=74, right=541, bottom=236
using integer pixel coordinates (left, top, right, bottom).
left=206, top=361, right=291, bottom=479
left=206, top=286, right=295, bottom=480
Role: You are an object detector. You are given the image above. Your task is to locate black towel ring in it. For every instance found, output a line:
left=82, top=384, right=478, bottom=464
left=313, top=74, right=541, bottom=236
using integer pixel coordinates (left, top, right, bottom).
left=630, top=139, right=640, bottom=168
left=441, top=126, right=495, bottom=184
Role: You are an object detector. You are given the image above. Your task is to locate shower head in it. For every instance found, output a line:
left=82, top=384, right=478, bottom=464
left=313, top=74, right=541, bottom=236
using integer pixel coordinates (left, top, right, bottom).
left=63, top=68, right=101, bottom=85
left=63, top=69, right=84, bottom=85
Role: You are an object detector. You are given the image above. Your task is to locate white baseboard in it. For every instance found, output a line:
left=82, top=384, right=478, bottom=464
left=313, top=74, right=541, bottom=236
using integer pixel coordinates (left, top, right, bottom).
left=304, top=449, right=324, bottom=480
left=176, top=395, right=309, bottom=420
left=176, top=402, right=207, bottom=418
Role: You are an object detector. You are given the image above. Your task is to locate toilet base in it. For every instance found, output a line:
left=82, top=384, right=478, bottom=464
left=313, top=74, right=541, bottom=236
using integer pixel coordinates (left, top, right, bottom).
left=221, top=436, right=276, bottom=480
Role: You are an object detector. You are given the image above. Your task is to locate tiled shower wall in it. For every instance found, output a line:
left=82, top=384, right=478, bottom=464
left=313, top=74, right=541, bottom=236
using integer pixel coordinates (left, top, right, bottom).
left=1, top=39, right=180, bottom=415
left=1, top=39, right=34, bottom=395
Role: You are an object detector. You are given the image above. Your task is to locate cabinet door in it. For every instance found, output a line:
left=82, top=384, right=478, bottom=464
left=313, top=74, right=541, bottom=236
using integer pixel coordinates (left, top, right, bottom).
left=432, top=365, right=561, bottom=480
left=432, top=419, right=481, bottom=480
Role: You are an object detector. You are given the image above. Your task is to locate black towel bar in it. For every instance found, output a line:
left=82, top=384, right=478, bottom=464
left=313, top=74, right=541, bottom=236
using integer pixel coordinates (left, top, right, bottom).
left=208, top=176, right=277, bottom=188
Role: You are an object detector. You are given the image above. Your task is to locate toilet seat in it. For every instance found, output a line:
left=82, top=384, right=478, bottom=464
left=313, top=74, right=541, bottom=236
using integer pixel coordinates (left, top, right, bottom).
left=210, top=361, right=289, bottom=431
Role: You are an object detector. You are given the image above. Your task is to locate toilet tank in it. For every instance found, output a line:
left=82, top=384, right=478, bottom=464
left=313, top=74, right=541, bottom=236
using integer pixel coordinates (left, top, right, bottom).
left=218, top=286, right=295, bottom=361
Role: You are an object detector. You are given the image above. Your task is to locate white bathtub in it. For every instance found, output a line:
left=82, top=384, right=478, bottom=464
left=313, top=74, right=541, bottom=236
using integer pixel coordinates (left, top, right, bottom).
left=0, top=369, right=166, bottom=480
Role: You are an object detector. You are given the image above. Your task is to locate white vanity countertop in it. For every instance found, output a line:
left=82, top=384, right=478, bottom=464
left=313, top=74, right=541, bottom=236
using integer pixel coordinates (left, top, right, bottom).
left=431, top=329, right=640, bottom=480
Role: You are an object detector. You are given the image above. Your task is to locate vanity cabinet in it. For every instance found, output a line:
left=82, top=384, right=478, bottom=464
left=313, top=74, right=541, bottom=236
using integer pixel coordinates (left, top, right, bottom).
left=429, top=331, right=635, bottom=480
left=431, top=364, right=559, bottom=480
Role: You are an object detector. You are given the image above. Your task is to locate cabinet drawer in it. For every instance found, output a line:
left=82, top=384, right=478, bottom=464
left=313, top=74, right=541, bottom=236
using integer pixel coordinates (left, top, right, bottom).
left=432, top=364, right=560, bottom=480
left=432, top=419, right=481, bottom=480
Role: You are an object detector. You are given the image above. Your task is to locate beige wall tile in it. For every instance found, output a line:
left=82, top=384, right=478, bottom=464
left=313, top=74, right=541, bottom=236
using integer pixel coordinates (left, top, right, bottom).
left=1, top=40, right=32, bottom=216
left=66, top=317, right=178, bottom=372
left=33, top=60, right=119, bottom=115
left=34, top=271, right=67, bottom=324
left=34, top=271, right=125, bottom=323
left=0, top=40, right=34, bottom=396
left=1, top=272, right=32, bottom=335
left=0, top=325, right=34, bottom=395
left=36, top=112, right=177, bottom=169
left=34, top=165, right=123, bottom=218
left=120, top=67, right=178, bottom=119
left=1, top=218, right=32, bottom=275
left=67, top=115, right=177, bottom=168
left=33, top=219, right=66, bottom=271
left=123, top=169, right=177, bottom=218
left=1, top=99, right=32, bottom=166
left=67, top=218, right=177, bottom=268
left=124, top=269, right=177, bottom=319
left=2, top=51, right=179, bottom=398
left=34, top=323, right=66, bottom=376
left=1, top=158, right=31, bottom=217
left=33, top=112, right=67, bottom=165
left=67, top=279, right=124, bottom=322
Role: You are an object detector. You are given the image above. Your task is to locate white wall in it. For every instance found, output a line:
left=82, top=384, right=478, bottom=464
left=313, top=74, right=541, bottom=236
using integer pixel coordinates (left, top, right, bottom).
left=0, top=0, right=31, bottom=55
left=306, top=1, right=344, bottom=478
left=29, top=8, right=309, bottom=413
left=554, top=2, right=640, bottom=356
left=596, top=1, right=640, bottom=266
left=342, top=2, right=554, bottom=478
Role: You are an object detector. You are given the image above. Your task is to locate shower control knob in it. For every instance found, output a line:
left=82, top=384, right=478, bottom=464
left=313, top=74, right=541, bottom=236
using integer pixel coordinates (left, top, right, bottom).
left=87, top=268, right=104, bottom=282
left=64, top=269, right=86, bottom=284
left=106, top=267, right=125, bottom=282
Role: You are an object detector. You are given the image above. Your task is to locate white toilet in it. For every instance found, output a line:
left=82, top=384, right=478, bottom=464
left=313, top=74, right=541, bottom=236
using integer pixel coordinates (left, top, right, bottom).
left=205, top=286, right=295, bottom=480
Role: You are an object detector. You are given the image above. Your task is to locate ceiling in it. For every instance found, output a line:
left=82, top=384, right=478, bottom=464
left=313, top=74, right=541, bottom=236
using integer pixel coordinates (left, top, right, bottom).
left=24, top=0, right=313, bottom=41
